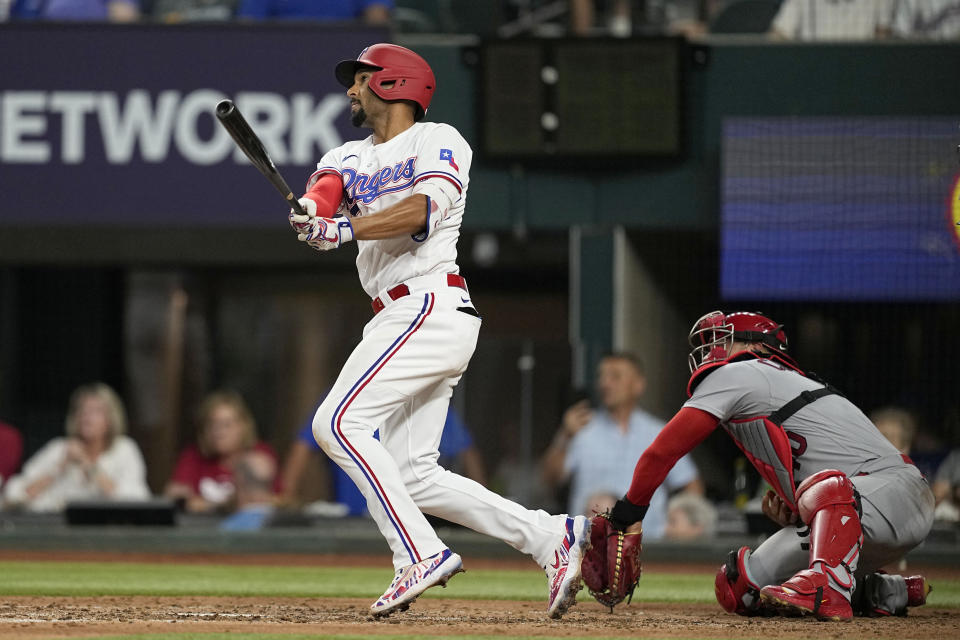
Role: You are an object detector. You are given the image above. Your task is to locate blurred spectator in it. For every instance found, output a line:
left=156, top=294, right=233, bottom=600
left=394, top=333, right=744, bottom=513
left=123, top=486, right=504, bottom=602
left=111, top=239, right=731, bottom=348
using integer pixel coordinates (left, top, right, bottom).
left=870, top=406, right=917, bottom=455
left=540, top=352, right=703, bottom=539
left=892, top=0, right=960, bottom=39
left=219, top=449, right=278, bottom=530
left=236, top=0, right=392, bottom=25
left=570, top=0, right=633, bottom=36
left=769, top=0, right=895, bottom=40
left=0, top=419, right=24, bottom=487
left=664, top=492, right=718, bottom=540
left=2, top=383, right=150, bottom=512
left=148, top=0, right=237, bottom=21
left=8, top=0, right=140, bottom=21
left=663, top=0, right=721, bottom=37
left=932, top=448, right=960, bottom=521
left=280, top=401, right=485, bottom=514
left=571, top=0, right=721, bottom=37
left=164, top=389, right=279, bottom=513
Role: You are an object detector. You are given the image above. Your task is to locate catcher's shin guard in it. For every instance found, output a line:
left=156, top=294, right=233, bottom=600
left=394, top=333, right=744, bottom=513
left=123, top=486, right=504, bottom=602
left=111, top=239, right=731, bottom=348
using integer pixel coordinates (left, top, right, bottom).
left=760, top=470, right=862, bottom=621
left=715, top=547, right=765, bottom=616
left=798, top=470, right=863, bottom=591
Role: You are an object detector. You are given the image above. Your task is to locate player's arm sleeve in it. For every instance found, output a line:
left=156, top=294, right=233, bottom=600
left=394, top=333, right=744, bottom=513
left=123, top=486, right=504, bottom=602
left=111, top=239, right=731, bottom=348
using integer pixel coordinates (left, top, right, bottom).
left=302, top=173, right=344, bottom=218
left=302, top=148, right=347, bottom=216
left=410, top=125, right=471, bottom=241
left=624, top=407, right=718, bottom=506
left=664, top=451, right=699, bottom=491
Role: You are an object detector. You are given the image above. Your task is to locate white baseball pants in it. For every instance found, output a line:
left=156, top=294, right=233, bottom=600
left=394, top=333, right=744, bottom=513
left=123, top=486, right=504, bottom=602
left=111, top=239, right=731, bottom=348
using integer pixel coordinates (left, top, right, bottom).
left=312, top=274, right=566, bottom=570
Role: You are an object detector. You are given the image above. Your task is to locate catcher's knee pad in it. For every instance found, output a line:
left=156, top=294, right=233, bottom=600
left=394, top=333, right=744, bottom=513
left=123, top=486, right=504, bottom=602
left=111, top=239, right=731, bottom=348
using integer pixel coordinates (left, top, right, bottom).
left=796, top=469, right=859, bottom=523
left=796, top=469, right=862, bottom=584
left=715, top=547, right=762, bottom=615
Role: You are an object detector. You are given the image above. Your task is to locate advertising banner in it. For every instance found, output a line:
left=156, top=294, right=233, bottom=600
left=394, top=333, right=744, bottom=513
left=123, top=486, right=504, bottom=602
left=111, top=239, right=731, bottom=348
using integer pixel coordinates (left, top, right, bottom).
left=722, top=117, right=960, bottom=301
left=0, top=23, right=387, bottom=227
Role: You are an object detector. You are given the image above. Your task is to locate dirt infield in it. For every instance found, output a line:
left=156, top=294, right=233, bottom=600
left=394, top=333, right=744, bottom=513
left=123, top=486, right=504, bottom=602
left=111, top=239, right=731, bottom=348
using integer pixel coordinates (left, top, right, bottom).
left=1, top=596, right=958, bottom=639
left=0, top=552, right=957, bottom=639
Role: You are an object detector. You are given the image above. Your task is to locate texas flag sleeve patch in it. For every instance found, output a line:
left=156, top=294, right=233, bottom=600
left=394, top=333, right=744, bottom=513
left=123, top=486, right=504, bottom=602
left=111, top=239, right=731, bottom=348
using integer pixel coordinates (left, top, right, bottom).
left=439, top=148, right=459, bottom=172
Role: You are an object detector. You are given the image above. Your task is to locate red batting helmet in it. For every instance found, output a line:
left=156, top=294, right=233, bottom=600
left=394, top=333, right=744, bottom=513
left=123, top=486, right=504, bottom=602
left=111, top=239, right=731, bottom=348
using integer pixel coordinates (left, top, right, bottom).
left=687, top=310, right=790, bottom=372
left=335, top=44, right=436, bottom=121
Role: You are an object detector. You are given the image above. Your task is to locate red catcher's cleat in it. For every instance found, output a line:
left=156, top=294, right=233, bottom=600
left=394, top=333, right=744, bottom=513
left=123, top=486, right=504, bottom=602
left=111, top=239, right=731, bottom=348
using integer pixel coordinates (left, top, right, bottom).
left=760, top=569, right=852, bottom=621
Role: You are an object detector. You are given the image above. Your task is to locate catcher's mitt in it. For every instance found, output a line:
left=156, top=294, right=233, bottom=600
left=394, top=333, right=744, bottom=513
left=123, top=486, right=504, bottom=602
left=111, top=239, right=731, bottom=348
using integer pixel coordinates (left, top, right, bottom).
left=581, top=513, right=643, bottom=610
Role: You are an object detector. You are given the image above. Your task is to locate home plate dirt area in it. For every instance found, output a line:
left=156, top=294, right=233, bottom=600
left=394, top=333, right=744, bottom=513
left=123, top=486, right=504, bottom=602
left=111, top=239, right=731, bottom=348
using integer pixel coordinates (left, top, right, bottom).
left=1, top=596, right=958, bottom=639
left=0, top=554, right=957, bottom=639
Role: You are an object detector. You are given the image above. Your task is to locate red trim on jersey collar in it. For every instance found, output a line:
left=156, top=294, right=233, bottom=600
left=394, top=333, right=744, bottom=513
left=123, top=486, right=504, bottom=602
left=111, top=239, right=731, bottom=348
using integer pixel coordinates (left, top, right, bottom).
left=686, top=350, right=804, bottom=397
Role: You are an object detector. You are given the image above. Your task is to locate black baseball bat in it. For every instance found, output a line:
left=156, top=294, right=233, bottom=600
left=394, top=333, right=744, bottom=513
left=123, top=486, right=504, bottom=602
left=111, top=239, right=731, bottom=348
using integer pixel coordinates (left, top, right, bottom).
left=215, top=99, right=307, bottom=217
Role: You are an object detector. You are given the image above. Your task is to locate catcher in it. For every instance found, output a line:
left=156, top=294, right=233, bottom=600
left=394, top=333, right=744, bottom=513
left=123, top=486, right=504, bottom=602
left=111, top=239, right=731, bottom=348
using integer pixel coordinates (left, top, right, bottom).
left=583, top=311, right=934, bottom=620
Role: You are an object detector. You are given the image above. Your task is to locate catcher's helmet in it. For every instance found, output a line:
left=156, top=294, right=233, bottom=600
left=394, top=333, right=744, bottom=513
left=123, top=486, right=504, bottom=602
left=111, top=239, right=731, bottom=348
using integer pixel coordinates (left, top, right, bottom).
left=335, top=44, right=436, bottom=121
left=687, top=310, right=789, bottom=372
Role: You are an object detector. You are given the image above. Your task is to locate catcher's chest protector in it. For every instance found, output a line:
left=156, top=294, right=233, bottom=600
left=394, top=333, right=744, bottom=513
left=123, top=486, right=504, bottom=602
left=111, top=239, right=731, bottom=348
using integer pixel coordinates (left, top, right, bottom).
left=723, top=386, right=839, bottom=512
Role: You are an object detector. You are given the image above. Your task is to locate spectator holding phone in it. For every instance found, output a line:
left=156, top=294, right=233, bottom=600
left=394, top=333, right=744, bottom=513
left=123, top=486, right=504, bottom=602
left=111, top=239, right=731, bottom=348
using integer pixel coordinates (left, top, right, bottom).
left=540, top=353, right=703, bottom=538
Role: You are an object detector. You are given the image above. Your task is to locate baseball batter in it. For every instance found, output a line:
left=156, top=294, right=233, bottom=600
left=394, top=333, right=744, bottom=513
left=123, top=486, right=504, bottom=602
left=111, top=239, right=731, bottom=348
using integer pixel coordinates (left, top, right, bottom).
left=604, top=311, right=934, bottom=620
left=288, top=44, right=590, bottom=619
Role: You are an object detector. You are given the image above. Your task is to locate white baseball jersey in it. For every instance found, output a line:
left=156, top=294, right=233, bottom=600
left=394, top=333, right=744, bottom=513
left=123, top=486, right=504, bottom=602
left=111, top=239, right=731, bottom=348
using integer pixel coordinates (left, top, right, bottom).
left=307, top=120, right=571, bottom=575
left=309, top=122, right=471, bottom=298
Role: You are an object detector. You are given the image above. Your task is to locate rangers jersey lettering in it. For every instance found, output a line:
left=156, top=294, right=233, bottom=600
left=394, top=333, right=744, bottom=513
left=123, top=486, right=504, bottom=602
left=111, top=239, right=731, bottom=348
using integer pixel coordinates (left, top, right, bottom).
left=309, top=122, right=471, bottom=297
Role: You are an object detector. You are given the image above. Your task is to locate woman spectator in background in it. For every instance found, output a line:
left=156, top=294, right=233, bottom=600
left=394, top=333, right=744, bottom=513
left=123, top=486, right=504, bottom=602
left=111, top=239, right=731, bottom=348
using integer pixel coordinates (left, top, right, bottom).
left=3, top=383, right=150, bottom=511
left=164, top=390, right=279, bottom=513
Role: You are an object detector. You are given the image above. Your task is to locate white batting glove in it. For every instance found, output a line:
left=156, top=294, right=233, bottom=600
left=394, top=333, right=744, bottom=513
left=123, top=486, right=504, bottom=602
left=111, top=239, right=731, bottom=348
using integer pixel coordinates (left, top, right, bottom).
left=288, top=197, right=317, bottom=235
left=300, top=216, right=355, bottom=251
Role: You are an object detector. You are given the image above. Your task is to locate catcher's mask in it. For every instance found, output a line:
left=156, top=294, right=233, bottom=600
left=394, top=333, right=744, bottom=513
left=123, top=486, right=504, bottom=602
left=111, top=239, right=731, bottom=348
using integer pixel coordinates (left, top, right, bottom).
left=687, top=310, right=789, bottom=372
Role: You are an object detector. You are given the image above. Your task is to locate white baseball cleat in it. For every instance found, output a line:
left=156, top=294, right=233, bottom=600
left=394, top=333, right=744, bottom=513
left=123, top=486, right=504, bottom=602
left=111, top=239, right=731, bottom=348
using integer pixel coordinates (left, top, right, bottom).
left=369, top=548, right=464, bottom=618
left=545, top=515, right=591, bottom=619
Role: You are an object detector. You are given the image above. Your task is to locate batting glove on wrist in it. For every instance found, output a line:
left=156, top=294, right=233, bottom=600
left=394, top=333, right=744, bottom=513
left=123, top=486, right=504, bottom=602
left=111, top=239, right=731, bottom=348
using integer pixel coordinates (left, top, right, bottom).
left=288, top=197, right=317, bottom=235
left=300, top=216, right=355, bottom=251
